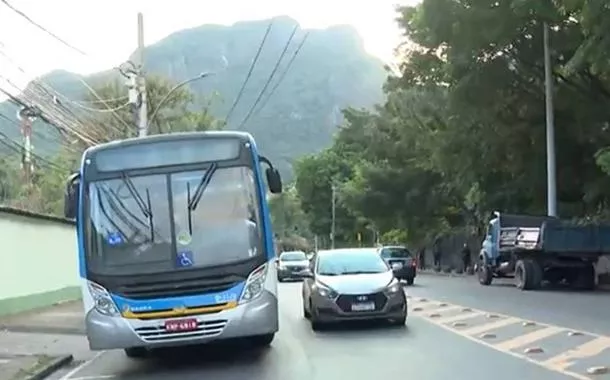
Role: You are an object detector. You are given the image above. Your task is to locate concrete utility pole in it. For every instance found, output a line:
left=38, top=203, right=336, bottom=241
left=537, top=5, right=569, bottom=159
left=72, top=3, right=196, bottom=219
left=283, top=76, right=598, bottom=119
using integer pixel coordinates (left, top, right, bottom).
left=136, top=12, right=148, bottom=137
left=330, top=184, right=336, bottom=249
left=543, top=22, right=557, bottom=217
left=16, top=107, right=36, bottom=185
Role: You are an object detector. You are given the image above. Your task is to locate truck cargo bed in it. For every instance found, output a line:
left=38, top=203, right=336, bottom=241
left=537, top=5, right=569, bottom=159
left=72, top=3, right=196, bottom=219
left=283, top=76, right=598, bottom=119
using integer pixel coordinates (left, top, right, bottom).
left=498, top=213, right=610, bottom=256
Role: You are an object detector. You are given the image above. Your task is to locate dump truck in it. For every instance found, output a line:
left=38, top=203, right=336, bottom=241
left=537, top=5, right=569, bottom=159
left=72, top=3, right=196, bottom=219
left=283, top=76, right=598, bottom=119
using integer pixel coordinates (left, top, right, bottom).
left=477, top=212, right=610, bottom=291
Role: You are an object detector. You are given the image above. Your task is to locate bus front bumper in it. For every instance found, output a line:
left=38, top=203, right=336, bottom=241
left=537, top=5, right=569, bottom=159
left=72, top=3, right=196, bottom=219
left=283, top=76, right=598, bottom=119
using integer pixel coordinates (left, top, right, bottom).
left=85, top=291, right=279, bottom=350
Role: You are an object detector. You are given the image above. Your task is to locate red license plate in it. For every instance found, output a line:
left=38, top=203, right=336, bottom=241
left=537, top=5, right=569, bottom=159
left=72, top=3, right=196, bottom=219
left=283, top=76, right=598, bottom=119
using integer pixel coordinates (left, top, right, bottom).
left=164, top=318, right=198, bottom=332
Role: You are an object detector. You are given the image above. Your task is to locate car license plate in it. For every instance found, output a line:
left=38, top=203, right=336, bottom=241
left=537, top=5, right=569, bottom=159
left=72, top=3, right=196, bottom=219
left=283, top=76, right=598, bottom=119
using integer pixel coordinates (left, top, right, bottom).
left=391, top=262, right=403, bottom=269
left=351, top=302, right=375, bottom=312
left=164, top=318, right=198, bottom=332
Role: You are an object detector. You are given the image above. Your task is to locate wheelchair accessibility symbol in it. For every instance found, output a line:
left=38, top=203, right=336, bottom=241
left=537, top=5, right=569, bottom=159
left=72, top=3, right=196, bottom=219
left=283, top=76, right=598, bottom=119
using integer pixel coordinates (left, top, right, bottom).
left=177, top=251, right=194, bottom=268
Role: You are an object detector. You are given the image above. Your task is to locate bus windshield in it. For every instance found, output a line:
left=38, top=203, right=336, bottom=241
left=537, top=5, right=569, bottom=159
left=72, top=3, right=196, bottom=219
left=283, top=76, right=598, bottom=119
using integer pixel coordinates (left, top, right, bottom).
left=86, top=165, right=262, bottom=275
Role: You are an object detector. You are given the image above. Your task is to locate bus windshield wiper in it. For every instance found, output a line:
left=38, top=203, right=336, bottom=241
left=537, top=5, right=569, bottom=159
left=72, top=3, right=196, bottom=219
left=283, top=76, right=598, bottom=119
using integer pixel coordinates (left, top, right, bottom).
left=121, top=172, right=155, bottom=242
left=186, top=163, right=218, bottom=235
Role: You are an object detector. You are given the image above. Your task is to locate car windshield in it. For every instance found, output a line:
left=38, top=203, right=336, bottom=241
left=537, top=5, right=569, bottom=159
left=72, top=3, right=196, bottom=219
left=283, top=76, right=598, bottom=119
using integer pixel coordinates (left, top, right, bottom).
left=380, top=247, right=412, bottom=259
left=281, top=251, right=307, bottom=261
left=86, top=166, right=262, bottom=275
left=317, top=251, right=389, bottom=275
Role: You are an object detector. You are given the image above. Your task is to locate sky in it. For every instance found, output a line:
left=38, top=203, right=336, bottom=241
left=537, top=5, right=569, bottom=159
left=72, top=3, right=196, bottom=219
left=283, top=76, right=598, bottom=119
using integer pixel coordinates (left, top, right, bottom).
left=0, top=0, right=417, bottom=93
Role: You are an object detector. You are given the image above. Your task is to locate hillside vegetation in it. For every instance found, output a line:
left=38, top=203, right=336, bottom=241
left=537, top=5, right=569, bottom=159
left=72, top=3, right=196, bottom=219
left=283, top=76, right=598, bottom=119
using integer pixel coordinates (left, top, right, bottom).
left=0, top=16, right=386, bottom=178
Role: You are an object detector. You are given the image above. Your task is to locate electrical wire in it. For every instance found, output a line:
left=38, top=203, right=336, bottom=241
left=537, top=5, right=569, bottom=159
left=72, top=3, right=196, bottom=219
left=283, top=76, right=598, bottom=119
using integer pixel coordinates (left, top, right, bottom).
left=237, top=24, right=299, bottom=130
left=224, top=21, right=274, bottom=124
left=0, top=0, right=87, bottom=56
left=252, top=33, right=309, bottom=118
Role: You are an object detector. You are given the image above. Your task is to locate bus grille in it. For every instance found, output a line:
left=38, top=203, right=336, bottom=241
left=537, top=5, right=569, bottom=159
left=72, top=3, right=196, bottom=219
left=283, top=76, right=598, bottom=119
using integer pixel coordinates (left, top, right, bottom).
left=134, top=319, right=228, bottom=342
left=116, top=276, right=241, bottom=299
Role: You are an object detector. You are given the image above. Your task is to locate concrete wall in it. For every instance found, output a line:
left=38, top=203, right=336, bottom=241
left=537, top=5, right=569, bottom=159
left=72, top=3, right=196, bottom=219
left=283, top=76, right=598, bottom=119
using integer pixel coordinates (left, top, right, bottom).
left=0, top=207, right=79, bottom=317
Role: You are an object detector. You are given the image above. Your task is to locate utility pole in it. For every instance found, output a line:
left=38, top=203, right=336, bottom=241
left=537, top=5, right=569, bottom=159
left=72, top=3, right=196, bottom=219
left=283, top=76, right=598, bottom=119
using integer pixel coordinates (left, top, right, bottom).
left=330, top=184, right=336, bottom=249
left=543, top=22, right=557, bottom=217
left=136, top=12, right=148, bottom=137
left=17, top=107, right=36, bottom=186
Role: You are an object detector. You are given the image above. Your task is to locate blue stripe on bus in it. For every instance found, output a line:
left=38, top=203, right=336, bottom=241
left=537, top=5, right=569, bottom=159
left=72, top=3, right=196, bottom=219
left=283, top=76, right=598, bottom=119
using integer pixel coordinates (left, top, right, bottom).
left=77, top=155, right=87, bottom=277
left=110, top=281, right=246, bottom=312
left=248, top=137, right=276, bottom=260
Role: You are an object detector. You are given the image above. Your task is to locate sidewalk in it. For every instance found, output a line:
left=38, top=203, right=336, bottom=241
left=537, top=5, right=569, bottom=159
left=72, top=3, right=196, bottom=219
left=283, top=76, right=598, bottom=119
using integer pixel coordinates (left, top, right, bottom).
left=418, top=268, right=610, bottom=290
left=0, top=300, right=93, bottom=380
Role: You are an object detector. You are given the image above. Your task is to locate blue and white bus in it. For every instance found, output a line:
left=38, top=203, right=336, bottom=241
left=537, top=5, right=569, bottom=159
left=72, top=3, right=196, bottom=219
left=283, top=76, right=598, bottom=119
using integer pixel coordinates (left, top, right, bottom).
left=63, top=131, right=283, bottom=358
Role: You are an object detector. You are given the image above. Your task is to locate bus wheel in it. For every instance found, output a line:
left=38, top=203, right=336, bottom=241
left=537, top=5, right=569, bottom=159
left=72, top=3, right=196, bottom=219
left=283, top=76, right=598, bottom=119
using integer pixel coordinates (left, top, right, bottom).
left=251, top=333, right=275, bottom=347
left=124, top=347, right=147, bottom=358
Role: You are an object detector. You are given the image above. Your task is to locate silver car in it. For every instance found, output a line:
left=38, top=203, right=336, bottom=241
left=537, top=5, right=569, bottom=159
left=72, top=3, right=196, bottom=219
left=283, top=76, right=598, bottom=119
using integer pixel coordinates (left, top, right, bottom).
left=301, top=248, right=407, bottom=330
left=276, top=251, right=310, bottom=281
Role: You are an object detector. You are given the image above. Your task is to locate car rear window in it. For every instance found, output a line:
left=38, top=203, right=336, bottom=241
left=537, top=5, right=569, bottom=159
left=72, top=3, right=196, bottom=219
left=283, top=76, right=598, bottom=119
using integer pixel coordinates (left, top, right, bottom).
left=380, top=247, right=412, bottom=259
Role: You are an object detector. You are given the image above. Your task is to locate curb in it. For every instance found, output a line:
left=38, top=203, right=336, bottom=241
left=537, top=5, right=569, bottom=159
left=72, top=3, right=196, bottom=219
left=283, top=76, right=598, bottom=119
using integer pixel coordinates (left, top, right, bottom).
left=0, top=325, right=85, bottom=336
left=22, top=355, right=74, bottom=380
left=419, top=270, right=610, bottom=290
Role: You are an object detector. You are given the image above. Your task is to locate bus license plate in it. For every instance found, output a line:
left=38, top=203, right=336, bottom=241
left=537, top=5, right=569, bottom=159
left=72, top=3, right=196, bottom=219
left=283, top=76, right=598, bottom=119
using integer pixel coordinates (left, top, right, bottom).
left=165, top=318, right=198, bottom=332
left=351, top=302, right=375, bottom=312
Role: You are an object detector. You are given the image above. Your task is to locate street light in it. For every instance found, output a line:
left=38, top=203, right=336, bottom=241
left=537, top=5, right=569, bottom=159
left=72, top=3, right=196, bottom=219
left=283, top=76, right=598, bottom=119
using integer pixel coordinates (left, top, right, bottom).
left=147, top=72, right=215, bottom=131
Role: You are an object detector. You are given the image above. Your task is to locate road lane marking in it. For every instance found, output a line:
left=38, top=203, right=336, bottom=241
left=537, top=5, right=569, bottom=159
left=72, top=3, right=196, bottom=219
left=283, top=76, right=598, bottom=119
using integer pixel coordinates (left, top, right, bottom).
left=542, top=336, right=610, bottom=372
left=59, top=351, right=106, bottom=380
left=410, top=297, right=608, bottom=379
left=433, top=311, right=485, bottom=324
left=458, top=317, right=521, bottom=336
left=496, top=326, right=565, bottom=351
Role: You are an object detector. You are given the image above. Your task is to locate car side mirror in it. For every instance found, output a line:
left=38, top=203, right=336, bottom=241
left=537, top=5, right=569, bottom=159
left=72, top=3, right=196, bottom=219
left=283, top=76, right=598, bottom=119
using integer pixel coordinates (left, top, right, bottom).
left=266, top=168, right=282, bottom=194
left=302, top=269, right=314, bottom=278
left=63, top=173, right=80, bottom=220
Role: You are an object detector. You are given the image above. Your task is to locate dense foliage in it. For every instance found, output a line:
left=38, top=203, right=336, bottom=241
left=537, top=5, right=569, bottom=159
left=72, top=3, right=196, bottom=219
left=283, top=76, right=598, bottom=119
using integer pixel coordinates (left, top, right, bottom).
left=284, top=0, right=610, bottom=249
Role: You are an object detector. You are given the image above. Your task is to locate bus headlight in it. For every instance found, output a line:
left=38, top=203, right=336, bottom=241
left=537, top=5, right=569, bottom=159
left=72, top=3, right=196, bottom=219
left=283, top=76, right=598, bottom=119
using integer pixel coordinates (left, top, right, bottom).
left=239, top=264, right=268, bottom=304
left=87, top=281, right=119, bottom=317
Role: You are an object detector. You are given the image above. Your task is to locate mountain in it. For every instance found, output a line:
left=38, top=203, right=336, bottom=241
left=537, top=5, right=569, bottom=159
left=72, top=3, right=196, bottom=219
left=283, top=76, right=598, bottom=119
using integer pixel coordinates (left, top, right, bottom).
left=0, top=16, right=387, bottom=177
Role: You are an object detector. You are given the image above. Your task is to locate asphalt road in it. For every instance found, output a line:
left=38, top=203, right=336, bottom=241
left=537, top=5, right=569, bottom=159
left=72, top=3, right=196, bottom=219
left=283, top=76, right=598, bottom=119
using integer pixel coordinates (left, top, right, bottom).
left=53, top=276, right=610, bottom=380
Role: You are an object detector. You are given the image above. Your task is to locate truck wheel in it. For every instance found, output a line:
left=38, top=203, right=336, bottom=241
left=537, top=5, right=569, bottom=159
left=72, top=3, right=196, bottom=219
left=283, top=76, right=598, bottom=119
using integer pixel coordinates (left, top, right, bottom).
left=574, top=264, right=596, bottom=291
left=478, top=264, right=493, bottom=285
left=515, top=259, right=542, bottom=290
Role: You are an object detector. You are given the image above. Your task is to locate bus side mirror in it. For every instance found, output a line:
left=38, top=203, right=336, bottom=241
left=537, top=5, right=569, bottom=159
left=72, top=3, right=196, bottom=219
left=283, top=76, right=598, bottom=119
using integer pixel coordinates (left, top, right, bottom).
left=64, top=173, right=80, bottom=220
left=266, top=168, right=282, bottom=194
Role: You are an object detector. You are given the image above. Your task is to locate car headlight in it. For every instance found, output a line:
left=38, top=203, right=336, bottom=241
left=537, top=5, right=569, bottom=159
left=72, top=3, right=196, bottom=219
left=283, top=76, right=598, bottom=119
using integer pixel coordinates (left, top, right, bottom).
left=385, top=282, right=402, bottom=294
left=313, top=283, right=338, bottom=299
left=239, top=264, right=268, bottom=304
left=87, top=281, right=119, bottom=317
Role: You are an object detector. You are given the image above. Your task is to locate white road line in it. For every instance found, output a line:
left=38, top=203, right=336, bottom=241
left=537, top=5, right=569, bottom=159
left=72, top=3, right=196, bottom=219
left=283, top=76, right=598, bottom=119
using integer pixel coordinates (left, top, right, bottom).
left=59, top=351, right=107, bottom=380
left=495, top=326, right=565, bottom=351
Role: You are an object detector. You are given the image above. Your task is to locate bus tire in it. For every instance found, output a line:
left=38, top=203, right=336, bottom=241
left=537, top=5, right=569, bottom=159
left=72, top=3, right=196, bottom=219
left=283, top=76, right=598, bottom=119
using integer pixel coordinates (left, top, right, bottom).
left=124, top=347, right=147, bottom=359
left=251, top=333, right=275, bottom=347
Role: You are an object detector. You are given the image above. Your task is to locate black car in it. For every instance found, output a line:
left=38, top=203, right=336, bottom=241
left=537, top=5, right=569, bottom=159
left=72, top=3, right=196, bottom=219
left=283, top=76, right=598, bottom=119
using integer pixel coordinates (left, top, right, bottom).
left=276, top=251, right=310, bottom=281
left=378, top=246, right=417, bottom=285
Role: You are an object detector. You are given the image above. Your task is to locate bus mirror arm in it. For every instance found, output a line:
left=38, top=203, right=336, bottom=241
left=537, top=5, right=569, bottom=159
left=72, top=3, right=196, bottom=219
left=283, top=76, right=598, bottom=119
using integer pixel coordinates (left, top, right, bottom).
left=259, top=155, right=282, bottom=194
left=64, top=172, right=81, bottom=220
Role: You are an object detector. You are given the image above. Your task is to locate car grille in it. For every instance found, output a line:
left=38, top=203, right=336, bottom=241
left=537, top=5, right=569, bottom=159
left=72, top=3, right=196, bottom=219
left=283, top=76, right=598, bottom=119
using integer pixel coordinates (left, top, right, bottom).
left=134, top=319, right=227, bottom=342
left=286, top=266, right=306, bottom=271
left=116, top=275, right=242, bottom=299
left=335, top=292, right=388, bottom=313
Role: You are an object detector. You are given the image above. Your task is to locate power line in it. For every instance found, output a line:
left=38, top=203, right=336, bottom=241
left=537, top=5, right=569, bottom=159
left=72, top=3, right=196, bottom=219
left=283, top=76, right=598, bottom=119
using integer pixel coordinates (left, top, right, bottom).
left=237, top=24, right=299, bottom=130
left=0, top=0, right=87, bottom=56
left=253, top=33, right=308, bottom=118
left=225, top=21, right=274, bottom=124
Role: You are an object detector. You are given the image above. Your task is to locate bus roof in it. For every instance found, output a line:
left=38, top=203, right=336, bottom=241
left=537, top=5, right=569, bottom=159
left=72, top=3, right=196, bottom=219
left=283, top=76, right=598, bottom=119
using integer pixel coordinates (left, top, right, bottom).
left=84, top=131, right=255, bottom=156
